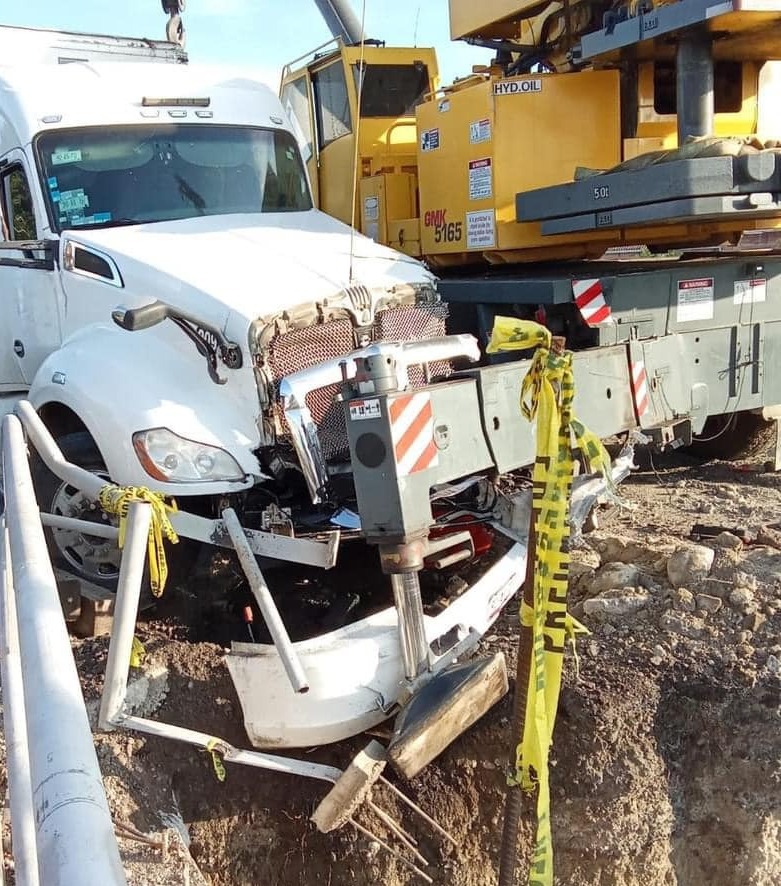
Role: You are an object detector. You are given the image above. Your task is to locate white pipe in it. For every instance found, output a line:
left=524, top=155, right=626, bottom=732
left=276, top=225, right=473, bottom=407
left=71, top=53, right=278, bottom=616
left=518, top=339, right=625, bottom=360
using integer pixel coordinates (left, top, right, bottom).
left=222, top=507, right=310, bottom=694
left=99, top=502, right=151, bottom=730
left=121, top=716, right=342, bottom=784
left=40, top=512, right=119, bottom=540
left=0, top=526, right=40, bottom=886
left=1, top=415, right=126, bottom=886
left=15, top=401, right=106, bottom=500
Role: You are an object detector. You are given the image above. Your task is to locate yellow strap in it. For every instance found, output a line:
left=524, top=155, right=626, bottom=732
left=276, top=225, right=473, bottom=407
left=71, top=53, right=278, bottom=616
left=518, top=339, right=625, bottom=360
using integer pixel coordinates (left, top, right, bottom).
left=206, top=739, right=227, bottom=783
left=490, top=318, right=608, bottom=886
left=98, top=485, right=179, bottom=597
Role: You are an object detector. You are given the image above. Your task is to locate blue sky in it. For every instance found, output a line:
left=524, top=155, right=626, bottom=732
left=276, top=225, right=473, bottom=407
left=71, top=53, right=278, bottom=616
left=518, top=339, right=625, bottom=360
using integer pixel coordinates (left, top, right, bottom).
left=1, top=1, right=493, bottom=87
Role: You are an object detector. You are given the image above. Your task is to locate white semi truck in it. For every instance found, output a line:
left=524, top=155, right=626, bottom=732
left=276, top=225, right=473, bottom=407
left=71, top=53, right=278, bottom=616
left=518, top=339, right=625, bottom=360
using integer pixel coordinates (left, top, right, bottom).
left=0, top=25, right=547, bottom=753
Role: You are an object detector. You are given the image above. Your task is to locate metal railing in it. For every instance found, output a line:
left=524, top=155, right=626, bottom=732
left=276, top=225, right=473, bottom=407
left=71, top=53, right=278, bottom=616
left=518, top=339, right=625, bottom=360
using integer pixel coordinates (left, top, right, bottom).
left=0, top=412, right=127, bottom=886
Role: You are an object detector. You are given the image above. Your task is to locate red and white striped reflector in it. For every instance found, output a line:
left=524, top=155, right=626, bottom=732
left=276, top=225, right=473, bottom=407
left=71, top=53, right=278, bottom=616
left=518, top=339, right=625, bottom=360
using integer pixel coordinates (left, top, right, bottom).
left=572, top=278, right=613, bottom=326
left=389, top=392, right=439, bottom=476
left=631, top=360, right=650, bottom=418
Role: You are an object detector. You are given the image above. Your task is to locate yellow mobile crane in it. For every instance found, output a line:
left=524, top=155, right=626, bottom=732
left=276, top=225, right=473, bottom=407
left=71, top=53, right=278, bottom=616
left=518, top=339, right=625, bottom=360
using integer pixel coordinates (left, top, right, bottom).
left=283, top=0, right=781, bottom=267
left=278, top=1, right=781, bottom=458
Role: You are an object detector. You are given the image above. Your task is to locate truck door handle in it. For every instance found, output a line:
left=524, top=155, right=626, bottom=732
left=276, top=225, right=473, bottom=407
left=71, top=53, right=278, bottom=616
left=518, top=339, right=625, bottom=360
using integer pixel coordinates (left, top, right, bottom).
left=13, top=340, right=24, bottom=358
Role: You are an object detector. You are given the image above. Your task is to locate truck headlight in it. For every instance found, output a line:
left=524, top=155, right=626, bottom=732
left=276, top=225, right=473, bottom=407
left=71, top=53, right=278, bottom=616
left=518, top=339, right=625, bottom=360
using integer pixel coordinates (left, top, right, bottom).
left=133, top=428, right=246, bottom=483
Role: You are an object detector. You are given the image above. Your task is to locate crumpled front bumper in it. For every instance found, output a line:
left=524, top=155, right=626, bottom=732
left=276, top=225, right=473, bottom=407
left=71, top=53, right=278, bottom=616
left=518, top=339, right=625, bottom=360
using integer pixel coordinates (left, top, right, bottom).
left=226, top=540, right=526, bottom=748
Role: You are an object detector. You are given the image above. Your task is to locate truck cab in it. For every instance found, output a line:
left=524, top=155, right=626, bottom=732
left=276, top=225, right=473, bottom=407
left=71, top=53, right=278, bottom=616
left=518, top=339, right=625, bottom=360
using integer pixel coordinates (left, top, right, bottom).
left=0, top=52, right=443, bottom=591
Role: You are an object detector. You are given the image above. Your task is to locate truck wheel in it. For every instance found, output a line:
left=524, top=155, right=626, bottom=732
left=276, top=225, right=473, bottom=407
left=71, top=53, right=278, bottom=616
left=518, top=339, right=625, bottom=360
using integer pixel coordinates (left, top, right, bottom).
left=31, top=431, right=194, bottom=606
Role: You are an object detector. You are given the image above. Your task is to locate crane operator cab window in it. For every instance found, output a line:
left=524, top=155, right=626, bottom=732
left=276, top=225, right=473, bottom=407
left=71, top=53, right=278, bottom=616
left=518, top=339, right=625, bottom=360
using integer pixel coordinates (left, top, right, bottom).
left=354, top=62, right=430, bottom=118
left=312, top=62, right=353, bottom=149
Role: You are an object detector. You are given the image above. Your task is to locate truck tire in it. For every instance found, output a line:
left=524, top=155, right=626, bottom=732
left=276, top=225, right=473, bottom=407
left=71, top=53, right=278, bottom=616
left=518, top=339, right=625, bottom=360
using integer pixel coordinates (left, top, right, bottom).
left=31, top=430, right=194, bottom=607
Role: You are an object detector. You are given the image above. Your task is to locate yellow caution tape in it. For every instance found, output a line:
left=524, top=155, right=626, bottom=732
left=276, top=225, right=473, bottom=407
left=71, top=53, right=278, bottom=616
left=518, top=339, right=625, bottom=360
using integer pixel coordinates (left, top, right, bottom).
left=488, top=318, right=610, bottom=886
left=98, top=485, right=179, bottom=597
left=129, top=636, right=146, bottom=669
left=206, top=739, right=227, bottom=783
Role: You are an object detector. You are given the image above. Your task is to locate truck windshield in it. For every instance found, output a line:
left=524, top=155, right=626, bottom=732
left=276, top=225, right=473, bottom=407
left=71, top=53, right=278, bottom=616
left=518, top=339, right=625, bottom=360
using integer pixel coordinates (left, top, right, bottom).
left=35, top=124, right=312, bottom=231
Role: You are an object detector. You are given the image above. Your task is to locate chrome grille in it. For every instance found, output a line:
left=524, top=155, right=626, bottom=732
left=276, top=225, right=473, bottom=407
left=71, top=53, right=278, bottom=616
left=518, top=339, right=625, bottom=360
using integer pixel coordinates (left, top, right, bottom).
left=373, top=303, right=451, bottom=387
left=267, top=304, right=450, bottom=461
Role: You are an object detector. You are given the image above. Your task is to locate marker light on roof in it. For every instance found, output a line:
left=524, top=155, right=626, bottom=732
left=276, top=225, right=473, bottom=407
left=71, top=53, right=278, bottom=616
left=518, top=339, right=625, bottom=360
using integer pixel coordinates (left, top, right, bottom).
left=141, top=97, right=210, bottom=108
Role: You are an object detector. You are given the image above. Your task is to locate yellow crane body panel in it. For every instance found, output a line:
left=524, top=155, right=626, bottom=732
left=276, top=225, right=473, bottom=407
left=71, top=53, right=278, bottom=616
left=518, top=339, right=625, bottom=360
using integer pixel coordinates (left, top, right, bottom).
left=416, top=71, right=622, bottom=266
left=448, top=0, right=549, bottom=40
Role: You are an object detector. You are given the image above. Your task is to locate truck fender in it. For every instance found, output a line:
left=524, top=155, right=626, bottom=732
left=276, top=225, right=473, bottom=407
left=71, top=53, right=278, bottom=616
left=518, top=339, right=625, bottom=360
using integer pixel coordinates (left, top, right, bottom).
left=27, top=324, right=260, bottom=496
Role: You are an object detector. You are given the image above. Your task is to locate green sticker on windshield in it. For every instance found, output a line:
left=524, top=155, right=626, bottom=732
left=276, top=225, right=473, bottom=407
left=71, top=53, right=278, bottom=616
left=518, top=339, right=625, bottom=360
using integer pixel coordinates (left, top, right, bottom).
left=59, top=189, right=90, bottom=214
left=51, top=149, right=82, bottom=166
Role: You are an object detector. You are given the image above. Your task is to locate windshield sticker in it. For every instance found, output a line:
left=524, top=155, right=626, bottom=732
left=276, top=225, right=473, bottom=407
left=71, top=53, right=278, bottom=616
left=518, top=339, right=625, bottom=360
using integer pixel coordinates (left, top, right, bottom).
left=50, top=190, right=61, bottom=203
left=59, top=189, right=90, bottom=214
left=51, top=149, right=82, bottom=166
left=47, top=176, right=58, bottom=190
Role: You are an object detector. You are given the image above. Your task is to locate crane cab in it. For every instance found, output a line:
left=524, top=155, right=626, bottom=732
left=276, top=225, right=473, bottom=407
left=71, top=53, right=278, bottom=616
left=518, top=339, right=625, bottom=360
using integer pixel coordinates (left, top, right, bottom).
left=280, top=40, right=439, bottom=257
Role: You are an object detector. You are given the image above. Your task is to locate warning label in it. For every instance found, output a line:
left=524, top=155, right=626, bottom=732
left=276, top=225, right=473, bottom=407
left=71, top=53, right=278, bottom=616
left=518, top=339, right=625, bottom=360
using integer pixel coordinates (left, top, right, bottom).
left=469, top=118, right=491, bottom=144
left=363, top=196, right=379, bottom=222
left=469, top=158, right=492, bottom=200
left=349, top=398, right=381, bottom=421
left=734, top=278, right=767, bottom=305
left=493, top=79, right=542, bottom=96
left=466, top=209, right=496, bottom=249
left=420, top=128, right=440, bottom=152
left=677, top=278, right=714, bottom=323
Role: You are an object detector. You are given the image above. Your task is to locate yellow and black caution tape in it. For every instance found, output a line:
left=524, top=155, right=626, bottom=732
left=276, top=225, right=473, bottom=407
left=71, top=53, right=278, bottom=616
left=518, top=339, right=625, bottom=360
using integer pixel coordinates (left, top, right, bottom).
left=129, top=636, right=146, bottom=669
left=206, top=739, right=227, bottom=783
left=487, top=318, right=611, bottom=886
left=98, top=485, right=179, bottom=597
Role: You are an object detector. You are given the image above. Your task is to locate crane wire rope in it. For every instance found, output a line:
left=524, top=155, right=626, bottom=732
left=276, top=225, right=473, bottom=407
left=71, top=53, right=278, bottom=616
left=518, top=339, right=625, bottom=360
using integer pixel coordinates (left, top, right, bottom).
left=348, top=0, right=369, bottom=284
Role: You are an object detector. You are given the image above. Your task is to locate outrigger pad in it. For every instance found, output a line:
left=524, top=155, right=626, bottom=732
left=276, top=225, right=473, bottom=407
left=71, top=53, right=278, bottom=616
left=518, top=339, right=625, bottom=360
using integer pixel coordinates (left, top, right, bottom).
left=311, top=740, right=387, bottom=833
left=388, top=653, right=508, bottom=779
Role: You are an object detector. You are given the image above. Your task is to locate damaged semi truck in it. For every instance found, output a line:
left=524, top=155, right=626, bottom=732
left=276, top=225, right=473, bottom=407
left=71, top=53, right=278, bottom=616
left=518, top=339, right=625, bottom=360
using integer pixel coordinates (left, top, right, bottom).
left=0, top=20, right=671, bottom=765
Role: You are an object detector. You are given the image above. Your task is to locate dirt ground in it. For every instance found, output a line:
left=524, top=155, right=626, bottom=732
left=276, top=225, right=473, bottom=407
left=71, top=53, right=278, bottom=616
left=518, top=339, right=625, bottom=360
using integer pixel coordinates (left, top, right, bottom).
left=4, top=439, right=781, bottom=885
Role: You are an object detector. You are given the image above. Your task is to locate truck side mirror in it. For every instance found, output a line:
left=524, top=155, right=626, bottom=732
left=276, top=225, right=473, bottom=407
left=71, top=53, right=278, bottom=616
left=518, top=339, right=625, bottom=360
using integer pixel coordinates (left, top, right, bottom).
left=112, top=301, right=170, bottom=331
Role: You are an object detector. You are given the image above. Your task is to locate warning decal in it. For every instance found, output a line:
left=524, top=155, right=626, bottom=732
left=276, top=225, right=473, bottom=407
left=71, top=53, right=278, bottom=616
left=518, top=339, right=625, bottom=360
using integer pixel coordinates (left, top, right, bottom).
left=349, top=398, right=381, bottom=421
left=469, top=157, right=492, bottom=200
left=734, top=278, right=767, bottom=305
left=469, top=118, right=491, bottom=144
left=421, top=128, right=440, bottom=152
left=466, top=209, right=496, bottom=249
left=677, top=278, right=714, bottom=323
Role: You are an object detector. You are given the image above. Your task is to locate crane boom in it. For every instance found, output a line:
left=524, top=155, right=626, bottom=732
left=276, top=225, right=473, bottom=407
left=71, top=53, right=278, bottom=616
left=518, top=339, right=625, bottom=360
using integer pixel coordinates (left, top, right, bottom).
left=313, top=0, right=364, bottom=44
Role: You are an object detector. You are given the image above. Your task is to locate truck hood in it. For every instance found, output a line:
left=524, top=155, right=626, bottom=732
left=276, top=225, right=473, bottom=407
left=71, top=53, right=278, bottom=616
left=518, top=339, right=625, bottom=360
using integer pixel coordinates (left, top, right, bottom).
left=63, top=210, right=435, bottom=326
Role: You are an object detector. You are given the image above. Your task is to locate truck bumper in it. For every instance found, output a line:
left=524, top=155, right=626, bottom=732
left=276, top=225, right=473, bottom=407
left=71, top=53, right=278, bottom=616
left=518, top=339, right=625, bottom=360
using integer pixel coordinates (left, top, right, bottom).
left=225, top=540, right=526, bottom=748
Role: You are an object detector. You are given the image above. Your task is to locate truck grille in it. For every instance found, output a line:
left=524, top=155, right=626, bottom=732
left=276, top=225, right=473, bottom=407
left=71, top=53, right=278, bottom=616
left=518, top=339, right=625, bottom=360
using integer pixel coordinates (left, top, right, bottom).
left=267, top=304, right=450, bottom=461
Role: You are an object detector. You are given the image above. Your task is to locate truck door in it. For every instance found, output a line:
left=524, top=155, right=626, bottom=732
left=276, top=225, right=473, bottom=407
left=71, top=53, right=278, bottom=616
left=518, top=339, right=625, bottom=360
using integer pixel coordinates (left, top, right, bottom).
left=0, top=154, right=61, bottom=387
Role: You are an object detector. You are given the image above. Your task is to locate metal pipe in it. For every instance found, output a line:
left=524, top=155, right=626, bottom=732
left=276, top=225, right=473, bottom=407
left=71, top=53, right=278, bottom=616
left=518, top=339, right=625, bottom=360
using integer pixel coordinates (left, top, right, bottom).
left=2, top=414, right=126, bottom=886
left=99, top=502, right=152, bottom=730
left=15, top=401, right=105, bottom=501
left=676, top=30, right=714, bottom=143
left=390, top=572, right=429, bottom=680
left=313, top=0, right=364, bottom=44
left=121, top=716, right=342, bottom=783
left=40, top=512, right=119, bottom=540
left=221, top=507, right=310, bottom=694
left=0, top=527, right=40, bottom=886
